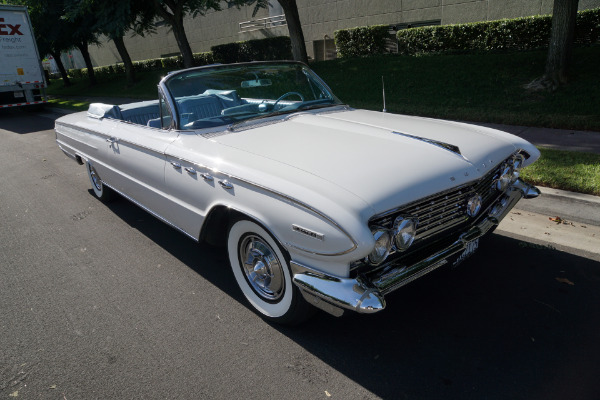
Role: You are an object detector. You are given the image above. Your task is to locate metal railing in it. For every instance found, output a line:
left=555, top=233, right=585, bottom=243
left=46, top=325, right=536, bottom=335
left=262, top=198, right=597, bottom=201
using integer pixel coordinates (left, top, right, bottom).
left=239, top=15, right=287, bottom=32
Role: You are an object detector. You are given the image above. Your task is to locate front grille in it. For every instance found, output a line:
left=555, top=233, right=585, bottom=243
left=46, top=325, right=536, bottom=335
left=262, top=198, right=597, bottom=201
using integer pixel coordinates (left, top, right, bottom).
left=370, top=161, right=503, bottom=240
left=358, top=153, right=521, bottom=274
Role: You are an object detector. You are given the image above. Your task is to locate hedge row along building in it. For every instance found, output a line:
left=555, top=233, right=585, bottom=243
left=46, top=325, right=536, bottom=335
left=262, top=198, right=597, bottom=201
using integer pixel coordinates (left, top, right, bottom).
left=86, top=0, right=600, bottom=67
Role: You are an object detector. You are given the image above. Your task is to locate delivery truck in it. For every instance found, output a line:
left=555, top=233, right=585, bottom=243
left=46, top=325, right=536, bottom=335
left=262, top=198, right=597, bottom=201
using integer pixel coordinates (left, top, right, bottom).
left=0, top=4, right=46, bottom=109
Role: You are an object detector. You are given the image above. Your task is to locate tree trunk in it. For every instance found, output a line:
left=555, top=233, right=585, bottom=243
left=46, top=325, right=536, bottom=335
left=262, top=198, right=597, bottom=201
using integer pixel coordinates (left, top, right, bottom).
left=50, top=50, right=71, bottom=87
left=525, top=0, right=579, bottom=91
left=545, top=0, right=579, bottom=85
left=112, top=35, right=136, bottom=85
left=278, top=0, right=308, bottom=64
left=170, top=14, right=195, bottom=68
left=76, top=43, right=97, bottom=85
left=154, top=1, right=194, bottom=68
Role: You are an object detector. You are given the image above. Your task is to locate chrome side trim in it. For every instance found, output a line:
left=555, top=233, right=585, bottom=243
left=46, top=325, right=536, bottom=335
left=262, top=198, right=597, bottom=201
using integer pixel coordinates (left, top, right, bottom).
left=101, top=181, right=199, bottom=242
left=165, top=154, right=359, bottom=256
left=55, top=121, right=110, bottom=141
left=56, top=121, right=177, bottom=157
left=56, top=143, right=82, bottom=164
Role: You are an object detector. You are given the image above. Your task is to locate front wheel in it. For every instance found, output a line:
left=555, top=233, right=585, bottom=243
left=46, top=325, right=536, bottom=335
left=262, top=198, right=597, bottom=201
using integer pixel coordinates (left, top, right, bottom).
left=86, top=161, right=114, bottom=202
left=227, top=219, right=314, bottom=325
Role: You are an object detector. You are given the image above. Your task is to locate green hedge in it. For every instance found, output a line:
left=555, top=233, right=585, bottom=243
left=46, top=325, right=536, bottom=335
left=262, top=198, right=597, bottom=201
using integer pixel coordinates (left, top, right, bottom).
left=334, top=25, right=390, bottom=58
left=66, top=34, right=292, bottom=79
left=396, top=8, right=600, bottom=55
left=67, top=51, right=215, bottom=79
left=211, top=36, right=292, bottom=63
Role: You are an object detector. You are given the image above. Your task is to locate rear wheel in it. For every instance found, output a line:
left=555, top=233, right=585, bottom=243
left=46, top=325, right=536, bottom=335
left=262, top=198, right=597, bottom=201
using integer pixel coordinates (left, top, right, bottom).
left=86, top=161, right=114, bottom=202
left=227, top=219, right=314, bottom=325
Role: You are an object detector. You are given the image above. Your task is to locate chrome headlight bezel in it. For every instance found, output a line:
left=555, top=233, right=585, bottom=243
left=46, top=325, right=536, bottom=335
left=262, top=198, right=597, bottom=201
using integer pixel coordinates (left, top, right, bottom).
left=392, top=216, right=418, bottom=251
left=368, top=227, right=392, bottom=266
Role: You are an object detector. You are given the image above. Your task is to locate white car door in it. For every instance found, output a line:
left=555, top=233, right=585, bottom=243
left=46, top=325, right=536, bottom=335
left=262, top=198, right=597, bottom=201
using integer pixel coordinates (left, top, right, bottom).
left=103, top=121, right=179, bottom=222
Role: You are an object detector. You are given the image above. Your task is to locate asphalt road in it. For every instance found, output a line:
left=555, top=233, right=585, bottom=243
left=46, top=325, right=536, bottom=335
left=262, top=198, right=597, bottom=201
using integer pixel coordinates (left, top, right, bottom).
left=1, top=108, right=599, bottom=400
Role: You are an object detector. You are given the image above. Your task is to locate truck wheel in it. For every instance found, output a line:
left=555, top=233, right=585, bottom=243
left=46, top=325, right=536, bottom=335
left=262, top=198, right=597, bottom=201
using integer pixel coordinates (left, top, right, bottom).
left=227, top=219, right=314, bottom=325
left=86, top=162, right=114, bottom=202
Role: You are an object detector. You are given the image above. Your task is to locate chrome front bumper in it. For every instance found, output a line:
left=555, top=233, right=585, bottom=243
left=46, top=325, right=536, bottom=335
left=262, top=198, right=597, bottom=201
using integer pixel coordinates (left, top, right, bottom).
left=291, top=179, right=540, bottom=317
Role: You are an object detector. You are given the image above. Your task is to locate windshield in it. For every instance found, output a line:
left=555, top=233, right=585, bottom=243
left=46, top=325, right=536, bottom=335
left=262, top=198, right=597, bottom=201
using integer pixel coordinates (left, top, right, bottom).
left=163, top=62, right=343, bottom=130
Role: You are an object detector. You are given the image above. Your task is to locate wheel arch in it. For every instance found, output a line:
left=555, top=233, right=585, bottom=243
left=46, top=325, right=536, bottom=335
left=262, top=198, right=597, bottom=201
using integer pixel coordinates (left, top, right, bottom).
left=199, top=204, right=292, bottom=263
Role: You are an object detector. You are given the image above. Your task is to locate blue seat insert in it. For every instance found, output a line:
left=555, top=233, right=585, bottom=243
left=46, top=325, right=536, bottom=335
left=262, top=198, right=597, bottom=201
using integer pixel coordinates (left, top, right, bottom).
left=119, top=100, right=160, bottom=126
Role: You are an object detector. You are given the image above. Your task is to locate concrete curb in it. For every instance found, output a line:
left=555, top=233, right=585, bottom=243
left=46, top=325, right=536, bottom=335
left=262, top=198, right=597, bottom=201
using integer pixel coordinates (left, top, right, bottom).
left=538, top=186, right=600, bottom=206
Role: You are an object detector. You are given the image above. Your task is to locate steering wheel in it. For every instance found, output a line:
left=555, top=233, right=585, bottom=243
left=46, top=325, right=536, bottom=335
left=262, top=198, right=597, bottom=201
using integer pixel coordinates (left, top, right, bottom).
left=272, top=92, right=305, bottom=111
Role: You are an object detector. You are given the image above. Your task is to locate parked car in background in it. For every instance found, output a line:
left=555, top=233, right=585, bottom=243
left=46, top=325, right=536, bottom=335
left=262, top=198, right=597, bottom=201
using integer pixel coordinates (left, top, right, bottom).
left=55, top=61, right=541, bottom=324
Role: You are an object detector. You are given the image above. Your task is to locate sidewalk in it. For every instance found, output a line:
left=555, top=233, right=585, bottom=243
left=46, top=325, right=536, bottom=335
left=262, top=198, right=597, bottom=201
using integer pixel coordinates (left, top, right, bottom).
left=467, top=121, right=600, bottom=155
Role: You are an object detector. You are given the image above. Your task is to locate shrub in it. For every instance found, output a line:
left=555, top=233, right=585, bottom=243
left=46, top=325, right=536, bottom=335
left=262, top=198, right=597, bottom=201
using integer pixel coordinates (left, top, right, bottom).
left=334, top=25, right=390, bottom=58
left=211, top=36, right=292, bottom=63
left=65, top=36, right=293, bottom=79
left=396, top=8, right=600, bottom=55
left=193, top=51, right=215, bottom=66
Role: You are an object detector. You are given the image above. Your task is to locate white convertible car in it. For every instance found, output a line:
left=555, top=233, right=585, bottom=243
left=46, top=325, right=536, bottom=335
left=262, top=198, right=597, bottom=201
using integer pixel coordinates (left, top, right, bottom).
left=55, top=61, right=541, bottom=324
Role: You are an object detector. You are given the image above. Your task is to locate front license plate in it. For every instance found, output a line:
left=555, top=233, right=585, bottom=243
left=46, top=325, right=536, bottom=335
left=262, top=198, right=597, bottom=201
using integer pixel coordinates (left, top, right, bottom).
left=452, top=238, right=479, bottom=267
left=14, top=91, right=24, bottom=98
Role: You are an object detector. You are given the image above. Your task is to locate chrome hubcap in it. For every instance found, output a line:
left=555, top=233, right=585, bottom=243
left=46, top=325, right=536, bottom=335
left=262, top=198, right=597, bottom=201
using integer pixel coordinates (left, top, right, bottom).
left=89, top=165, right=102, bottom=191
left=239, top=235, right=284, bottom=301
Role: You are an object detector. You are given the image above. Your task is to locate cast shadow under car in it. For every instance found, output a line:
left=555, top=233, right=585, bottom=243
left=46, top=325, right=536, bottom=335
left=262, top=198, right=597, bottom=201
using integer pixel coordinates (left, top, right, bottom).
left=102, top=193, right=600, bottom=400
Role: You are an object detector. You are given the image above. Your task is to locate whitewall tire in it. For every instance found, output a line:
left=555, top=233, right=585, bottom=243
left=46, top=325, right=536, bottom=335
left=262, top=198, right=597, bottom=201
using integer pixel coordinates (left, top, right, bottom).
left=227, top=219, right=314, bottom=325
left=86, top=161, right=114, bottom=202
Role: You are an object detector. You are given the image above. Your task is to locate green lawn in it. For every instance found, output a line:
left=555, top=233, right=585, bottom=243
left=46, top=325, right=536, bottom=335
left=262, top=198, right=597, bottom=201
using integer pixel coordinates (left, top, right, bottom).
left=311, top=46, right=600, bottom=131
left=521, top=148, right=600, bottom=196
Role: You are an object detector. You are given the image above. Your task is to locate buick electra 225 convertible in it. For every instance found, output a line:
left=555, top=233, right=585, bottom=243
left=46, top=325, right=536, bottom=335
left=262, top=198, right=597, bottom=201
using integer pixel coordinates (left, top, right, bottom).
left=55, top=61, right=541, bottom=324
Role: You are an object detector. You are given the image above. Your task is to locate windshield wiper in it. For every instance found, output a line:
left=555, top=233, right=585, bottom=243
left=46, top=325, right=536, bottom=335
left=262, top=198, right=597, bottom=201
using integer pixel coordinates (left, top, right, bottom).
left=227, top=109, right=297, bottom=131
left=296, top=103, right=343, bottom=111
left=226, top=103, right=346, bottom=131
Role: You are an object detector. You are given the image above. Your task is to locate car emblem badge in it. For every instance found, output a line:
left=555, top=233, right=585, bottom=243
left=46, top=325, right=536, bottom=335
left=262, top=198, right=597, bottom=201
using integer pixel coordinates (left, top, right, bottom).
left=466, top=194, right=483, bottom=217
left=292, top=224, right=324, bottom=241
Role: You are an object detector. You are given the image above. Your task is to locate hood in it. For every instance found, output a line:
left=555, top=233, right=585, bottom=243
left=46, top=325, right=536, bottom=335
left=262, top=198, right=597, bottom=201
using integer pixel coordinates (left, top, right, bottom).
left=212, top=109, right=533, bottom=215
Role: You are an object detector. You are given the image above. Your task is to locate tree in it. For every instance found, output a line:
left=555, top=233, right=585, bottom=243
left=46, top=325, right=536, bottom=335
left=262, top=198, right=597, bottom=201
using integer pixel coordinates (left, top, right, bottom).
left=153, top=0, right=269, bottom=68
left=277, top=0, right=308, bottom=64
left=68, top=0, right=156, bottom=85
left=527, top=0, right=580, bottom=91
left=153, top=0, right=220, bottom=68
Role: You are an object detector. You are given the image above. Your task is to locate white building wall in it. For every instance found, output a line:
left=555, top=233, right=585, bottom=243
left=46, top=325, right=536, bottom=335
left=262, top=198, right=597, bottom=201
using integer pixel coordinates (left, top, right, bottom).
left=87, top=0, right=600, bottom=67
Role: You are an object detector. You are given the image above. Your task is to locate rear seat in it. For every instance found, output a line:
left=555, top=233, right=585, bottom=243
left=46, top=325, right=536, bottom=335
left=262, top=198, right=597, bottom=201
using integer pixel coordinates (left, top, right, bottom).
left=118, top=100, right=160, bottom=126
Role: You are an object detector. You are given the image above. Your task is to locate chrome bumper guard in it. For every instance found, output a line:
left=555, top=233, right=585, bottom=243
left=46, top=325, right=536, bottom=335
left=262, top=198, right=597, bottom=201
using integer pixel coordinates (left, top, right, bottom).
left=291, top=179, right=540, bottom=317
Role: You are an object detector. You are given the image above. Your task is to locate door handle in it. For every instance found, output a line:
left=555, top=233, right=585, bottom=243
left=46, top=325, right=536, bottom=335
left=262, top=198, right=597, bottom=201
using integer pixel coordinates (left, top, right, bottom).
left=170, top=161, right=182, bottom=169
left=200, top=173, right=213, bottom=181
left=184, top=167, right=197, bottom=175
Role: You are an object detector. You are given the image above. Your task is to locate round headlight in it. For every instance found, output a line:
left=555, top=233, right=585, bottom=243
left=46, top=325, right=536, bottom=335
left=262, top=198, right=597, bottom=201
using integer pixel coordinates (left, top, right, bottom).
left=496, top=163, right=514, bottom=191
left=368, top=227, right=392, bottom=266
left=393, top=217, right=417, bottom=251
